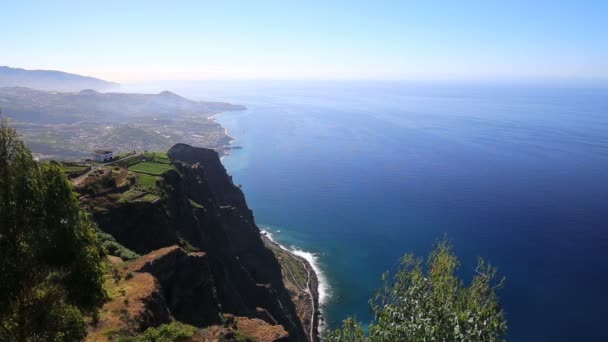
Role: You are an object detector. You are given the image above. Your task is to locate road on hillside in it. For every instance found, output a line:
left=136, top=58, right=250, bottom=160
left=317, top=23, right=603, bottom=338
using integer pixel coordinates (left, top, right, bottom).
left=71, top=152, right=142, bottom=186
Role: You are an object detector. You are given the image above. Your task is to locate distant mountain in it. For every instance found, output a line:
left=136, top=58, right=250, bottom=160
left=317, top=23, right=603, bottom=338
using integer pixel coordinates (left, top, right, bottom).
left=0, top=87, right=245, bottom=124
left=0, top=66, right=119, bottom=91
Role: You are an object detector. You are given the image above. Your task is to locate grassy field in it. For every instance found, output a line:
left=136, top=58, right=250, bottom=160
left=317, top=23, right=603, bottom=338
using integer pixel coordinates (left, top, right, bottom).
left=121, top=157, right=141, bottom=167
left=118, top=151, right=174, bottom=197
left=118, top=189, right=147, bottom=203
left=128, top=161, right=173, bottom=176
left=127, top=151, right=173, bottom=176
left=135, top=173, right=158, bottom=188
left=62, top=164, right=88, bottom=172
left=143, top=152, right=171, bottom=164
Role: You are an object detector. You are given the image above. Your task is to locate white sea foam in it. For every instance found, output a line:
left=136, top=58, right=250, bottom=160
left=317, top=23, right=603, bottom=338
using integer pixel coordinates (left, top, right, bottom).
left=290, top=247, right=330, bottom=307
left=260, top=229, right=331, bottom=307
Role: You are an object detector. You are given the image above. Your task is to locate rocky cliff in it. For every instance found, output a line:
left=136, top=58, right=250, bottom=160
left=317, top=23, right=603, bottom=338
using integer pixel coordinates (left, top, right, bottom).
left=86, top=144, right=308, bottom=341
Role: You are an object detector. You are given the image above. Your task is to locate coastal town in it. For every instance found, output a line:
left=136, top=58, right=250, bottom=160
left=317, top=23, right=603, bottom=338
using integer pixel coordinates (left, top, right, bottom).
left=0, top=86, right=244, bottom=161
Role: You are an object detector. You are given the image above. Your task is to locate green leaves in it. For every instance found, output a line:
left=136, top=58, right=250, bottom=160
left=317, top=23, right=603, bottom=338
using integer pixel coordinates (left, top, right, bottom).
left=135, top=322, right=197, bottom=342
left=326, top=238, right=507, bottom=342
left=0, top=119, right=106, bottom=341
left=326, top=317, right=366, bottom=342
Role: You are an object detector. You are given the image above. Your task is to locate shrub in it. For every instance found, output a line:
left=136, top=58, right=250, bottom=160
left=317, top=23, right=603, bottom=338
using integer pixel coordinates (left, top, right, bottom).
left=327, top=238, right=507, bottom=342
left=98, top=231, right=140, bottom=261
left=136, top=322, right=197, bottom=342
left=101, top=174, right=117, bottom=188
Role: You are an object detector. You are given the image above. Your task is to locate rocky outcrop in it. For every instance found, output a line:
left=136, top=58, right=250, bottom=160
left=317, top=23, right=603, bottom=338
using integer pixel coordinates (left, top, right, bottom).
left=128, top=246, right=220, bottom=327
left=166, top=144, right=307, bottom=340
left=195, top=315, right=289, bottom=342
left=87, top=259, right=171, bottom=341
left=88, top=144, right=308, bottom=341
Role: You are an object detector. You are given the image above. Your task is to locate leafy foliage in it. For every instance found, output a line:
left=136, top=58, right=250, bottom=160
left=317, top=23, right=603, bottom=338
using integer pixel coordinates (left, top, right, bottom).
left=135, top=322, right=197, bottom=342
left=98, top=231, right=140, bottom=261
left=0, top=118, right=106, bottom=341
left=327, top=239, right=507, bottom=342
left=326, top=317, right=365, bottom=342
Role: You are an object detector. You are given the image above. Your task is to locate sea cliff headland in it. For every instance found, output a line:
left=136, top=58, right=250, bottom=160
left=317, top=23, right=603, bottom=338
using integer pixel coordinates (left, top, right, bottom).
left=75, top=143, right=319, bottom=341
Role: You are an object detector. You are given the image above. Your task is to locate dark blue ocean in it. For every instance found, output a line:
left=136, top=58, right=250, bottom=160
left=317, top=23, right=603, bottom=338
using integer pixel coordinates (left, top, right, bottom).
left=125, top=81, right=608, bottom=341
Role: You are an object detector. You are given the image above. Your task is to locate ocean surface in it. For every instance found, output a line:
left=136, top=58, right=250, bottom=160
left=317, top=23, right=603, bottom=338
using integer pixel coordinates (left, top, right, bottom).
left=124, top=81, right=608, bottom=341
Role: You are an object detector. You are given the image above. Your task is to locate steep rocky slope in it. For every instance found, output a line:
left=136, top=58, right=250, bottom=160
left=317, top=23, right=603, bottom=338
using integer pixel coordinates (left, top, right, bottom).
left=85, top=144, right=308, bottom=341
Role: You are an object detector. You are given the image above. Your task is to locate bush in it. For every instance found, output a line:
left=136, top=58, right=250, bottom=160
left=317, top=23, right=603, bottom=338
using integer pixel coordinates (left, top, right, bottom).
left=136, top=322, right=197, bottom=342
left=86, top=184, right=98, bottom=195
left=98, top=231, right=140, bottom=261
left=327, top=238, right=507, bottom=342
left=101, top=174, right=116, bottom=188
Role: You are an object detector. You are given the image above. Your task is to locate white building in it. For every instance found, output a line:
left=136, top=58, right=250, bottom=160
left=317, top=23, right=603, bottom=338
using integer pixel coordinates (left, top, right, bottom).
left=93, top=149, right=113, bottom=162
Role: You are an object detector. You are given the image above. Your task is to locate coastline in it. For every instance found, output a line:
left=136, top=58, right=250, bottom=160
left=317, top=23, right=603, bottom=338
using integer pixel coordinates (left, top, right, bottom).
left=209, top=113, right=237, bottom=160
left=261, top=230, right=322, bottom=342
left=212, top=109, right=324, bottom=340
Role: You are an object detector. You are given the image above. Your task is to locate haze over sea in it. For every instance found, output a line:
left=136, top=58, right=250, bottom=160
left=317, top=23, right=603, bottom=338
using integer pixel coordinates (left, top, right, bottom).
left=123, top=80, right=608, bottom=341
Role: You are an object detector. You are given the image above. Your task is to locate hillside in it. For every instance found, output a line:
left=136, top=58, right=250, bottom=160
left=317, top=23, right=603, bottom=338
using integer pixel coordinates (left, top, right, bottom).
left=0, top=87, right=245, bottom=124
left=0, top=87, right=245, bottom=159
left=78, top=145, right=314, bottom=341
left=0, top=66, right=119, bottom=91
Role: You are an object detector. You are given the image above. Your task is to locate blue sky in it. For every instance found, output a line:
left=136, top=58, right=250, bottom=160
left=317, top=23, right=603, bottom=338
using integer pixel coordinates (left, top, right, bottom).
left=1, top=1, right=607, bottom=81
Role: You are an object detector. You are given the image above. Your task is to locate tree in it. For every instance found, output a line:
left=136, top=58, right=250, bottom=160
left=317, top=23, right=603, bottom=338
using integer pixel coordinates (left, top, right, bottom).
left=0, top=118, right=106, bottom=341
left=327, top=239, right=507, bottom=342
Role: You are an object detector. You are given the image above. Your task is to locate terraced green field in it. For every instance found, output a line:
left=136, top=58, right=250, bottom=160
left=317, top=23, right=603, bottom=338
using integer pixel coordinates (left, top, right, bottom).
left=143, top=152, right=171, bottom=164
left=135, top=173, right=158, bottom=188
left=128, top=161, right=173, bottom=175
left=62, top=164, right=88, bottom=172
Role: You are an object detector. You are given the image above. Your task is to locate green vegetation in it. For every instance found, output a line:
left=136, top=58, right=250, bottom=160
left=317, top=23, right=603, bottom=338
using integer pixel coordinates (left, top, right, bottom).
left=327, top=238, right=507, bottom=342
left=118, top=189, right=146, bottom=203
left=98, top=231, right=140, bottom=261
left=58, top=162, right=90, bottom=179
left=61, top=163, right=88, bottom=173
left=121, top=156, right=143, bottom=168
left=135, top=322, right=197, bottom=342
left=0, top=87, right=242, bottom=160
left=135, top=173, right=159, bottom=188
left=113, top=150, right=136, bottom=160
left=275, top=248, right=308, bottom=289
left=143, top=151, right=171, bottom=164
left=137, top=193, right=161, bottom=203
left=189, top=198, right=205, bottom=209
left=123, top=152, right=173, bottom=195
left=129, top=161, right=173, bottom=176
left=101, top=173, right=117, bottom=188
left=0, top=118, right=106, bottom=341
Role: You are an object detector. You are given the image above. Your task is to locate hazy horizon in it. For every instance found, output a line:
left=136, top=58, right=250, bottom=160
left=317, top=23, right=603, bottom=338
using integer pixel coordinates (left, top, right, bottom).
left=3, top=1, right=607, bottom=82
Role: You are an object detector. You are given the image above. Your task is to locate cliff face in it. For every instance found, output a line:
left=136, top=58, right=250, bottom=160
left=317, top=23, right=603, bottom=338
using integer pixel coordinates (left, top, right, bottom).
left=90, top=144, right=307, bottom=341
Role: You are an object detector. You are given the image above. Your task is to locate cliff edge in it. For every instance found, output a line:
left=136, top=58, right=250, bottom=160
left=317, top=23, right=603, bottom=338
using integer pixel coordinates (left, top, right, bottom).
left=82, top=144, right=310, bottom=341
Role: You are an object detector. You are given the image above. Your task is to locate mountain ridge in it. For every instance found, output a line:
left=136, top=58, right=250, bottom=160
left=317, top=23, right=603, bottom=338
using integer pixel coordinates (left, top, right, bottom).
left=0, top=65, right=119, bottom=91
